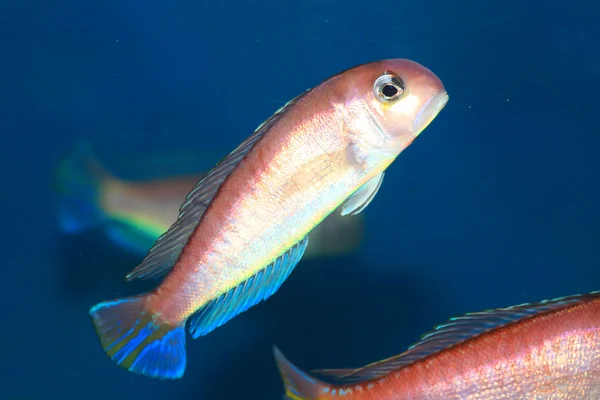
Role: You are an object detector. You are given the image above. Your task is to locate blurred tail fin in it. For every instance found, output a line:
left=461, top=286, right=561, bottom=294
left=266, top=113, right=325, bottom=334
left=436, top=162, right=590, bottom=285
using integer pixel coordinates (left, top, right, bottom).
left=89, top=294, right=187, bottom=379
left=274, top=347, right=328, bottom=400
left=55, top=140, right=110, bottom=233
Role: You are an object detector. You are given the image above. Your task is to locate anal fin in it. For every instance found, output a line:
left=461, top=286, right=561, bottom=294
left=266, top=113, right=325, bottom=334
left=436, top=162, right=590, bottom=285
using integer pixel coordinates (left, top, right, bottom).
left=188, top=236, right=309, bottom=338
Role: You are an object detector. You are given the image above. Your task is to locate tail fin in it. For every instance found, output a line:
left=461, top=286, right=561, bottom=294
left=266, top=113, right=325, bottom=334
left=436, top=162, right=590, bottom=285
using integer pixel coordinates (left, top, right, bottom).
left=273, top=346, right=329, bottom=400
left=55, top=140, right=110, bottom=233
left=89, top=295, right=187, bottom=379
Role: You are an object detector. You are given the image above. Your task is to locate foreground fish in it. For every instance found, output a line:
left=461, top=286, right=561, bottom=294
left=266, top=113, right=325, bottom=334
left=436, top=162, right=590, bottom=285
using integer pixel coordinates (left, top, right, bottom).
left=275, top=291, right=600, bottom=399
left=55, top=142, right=365, bottom=259
left=89, top=59, right=448, bottom=379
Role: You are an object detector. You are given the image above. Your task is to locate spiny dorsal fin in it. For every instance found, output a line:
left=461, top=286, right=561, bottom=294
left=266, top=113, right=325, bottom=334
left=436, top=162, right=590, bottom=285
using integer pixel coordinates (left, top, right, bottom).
left=311, top=291, right=600, bottom=384
left=340, top=172, right=384, bottom=216
left=187, top=236, right=309, bottom=338
left=125, top=92, right=310, bottom=281
left=310, top=368, right=355, bottom=383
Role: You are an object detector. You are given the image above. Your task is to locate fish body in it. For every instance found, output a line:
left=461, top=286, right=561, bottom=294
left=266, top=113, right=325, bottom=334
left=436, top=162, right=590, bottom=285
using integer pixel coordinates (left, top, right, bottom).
left=89, top=59, right=448, bottom=379
left=275, top=292, right=600, bottom=399
left=55, top=143, right=364, bottom=258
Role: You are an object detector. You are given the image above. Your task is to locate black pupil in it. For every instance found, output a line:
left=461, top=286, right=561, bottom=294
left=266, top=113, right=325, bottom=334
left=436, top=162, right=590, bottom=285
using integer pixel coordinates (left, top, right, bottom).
left=382, top=84, right=398, bottom=98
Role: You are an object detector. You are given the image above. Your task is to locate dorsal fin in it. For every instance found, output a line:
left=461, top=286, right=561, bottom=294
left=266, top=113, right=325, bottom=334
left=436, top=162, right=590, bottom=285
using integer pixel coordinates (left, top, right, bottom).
left=340, top=172, right=384, bottom=216
left=125, top=92, right=310, bottom=281
left=311, top=292, right=600, bottom=384
left=310, top=368, right=355, bottom=382
left=188, top=235, right=309, bottom=338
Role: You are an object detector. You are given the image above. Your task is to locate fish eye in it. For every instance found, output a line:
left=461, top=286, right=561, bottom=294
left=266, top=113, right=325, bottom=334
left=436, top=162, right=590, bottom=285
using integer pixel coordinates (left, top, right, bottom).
left=373, top=73, right=405, bottom=103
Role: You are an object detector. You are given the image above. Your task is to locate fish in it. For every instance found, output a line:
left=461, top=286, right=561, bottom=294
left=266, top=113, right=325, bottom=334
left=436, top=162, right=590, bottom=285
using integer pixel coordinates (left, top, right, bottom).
left=54, top=141, right=365, bottom=259
left=88, top=59, right=448, bottom=379
left=274, top=291, right=600, bottom=399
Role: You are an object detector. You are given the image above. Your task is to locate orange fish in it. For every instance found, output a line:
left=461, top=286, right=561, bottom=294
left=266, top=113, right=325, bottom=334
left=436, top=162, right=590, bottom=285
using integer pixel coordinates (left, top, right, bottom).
left=55, top=142, right=365, bottom=259
left=275, top=291, right=600, bottom=399
left=89, top=59, right=448, bottom=379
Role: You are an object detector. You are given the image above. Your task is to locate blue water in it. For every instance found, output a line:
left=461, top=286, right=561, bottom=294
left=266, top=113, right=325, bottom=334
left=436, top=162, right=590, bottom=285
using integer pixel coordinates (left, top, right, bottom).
left=3, top=0, right=600, bottom=399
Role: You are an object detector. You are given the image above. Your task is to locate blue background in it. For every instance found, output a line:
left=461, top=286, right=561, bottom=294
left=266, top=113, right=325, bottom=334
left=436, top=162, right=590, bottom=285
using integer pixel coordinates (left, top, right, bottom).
left=3, top=0, right=600, bottom=399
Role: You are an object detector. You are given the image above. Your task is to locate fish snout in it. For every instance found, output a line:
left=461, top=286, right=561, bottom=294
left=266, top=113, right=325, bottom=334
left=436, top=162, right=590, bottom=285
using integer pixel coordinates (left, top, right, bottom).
left=413, top=90, right=449, bottom=135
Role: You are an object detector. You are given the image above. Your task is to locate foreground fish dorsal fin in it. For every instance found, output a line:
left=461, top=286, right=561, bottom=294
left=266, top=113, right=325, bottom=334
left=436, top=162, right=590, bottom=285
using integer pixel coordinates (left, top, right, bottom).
left=188, top=236, right=309, bottom=338
left=125, top=93, right=309, bottom=281
left=340, top=172, right=384, bottom=216
left=312, top=292, right=600, bottom=385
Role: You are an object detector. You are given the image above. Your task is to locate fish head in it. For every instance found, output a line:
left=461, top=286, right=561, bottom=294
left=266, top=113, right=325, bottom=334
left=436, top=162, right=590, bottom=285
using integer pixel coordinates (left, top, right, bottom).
left=341, top=59, right=448, bottom=162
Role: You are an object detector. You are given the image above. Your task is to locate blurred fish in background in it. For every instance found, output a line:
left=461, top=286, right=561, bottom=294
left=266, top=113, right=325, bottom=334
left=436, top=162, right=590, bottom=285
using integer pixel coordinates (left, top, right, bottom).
left=54, top=141, right=365, bottom=260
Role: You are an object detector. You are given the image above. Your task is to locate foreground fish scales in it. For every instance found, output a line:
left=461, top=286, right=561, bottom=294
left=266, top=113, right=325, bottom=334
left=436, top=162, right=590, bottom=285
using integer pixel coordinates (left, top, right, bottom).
left=89, top=59, right=448, bottom=379
left=275, top=292, right=600, bottom=399
left=55, top=142, right=364, bottom=257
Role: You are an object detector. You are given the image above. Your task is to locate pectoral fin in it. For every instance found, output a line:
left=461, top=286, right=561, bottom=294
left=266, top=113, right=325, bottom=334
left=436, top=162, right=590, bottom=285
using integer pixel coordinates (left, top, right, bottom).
left=340, top=172, right=384, bottom=216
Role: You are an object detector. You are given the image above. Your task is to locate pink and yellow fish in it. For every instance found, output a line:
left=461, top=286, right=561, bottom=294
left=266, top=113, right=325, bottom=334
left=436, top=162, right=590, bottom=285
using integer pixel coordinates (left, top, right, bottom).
left=275, top=291, right=600, bottom=399
left=55, top=142, right=365, bottom=259
left=88, top=59, right=448, bottom=379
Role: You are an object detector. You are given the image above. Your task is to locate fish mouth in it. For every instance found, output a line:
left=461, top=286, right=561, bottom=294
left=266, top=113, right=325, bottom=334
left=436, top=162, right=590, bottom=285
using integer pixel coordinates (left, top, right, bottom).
left=413, top=91, right=449, bottom=135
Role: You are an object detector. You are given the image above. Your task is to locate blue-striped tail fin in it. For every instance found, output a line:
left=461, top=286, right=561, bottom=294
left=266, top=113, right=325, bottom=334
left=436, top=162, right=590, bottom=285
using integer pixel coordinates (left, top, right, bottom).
left=188, top=236, right=309, bottom=338
left=89, top=295, right=187, bottom=379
